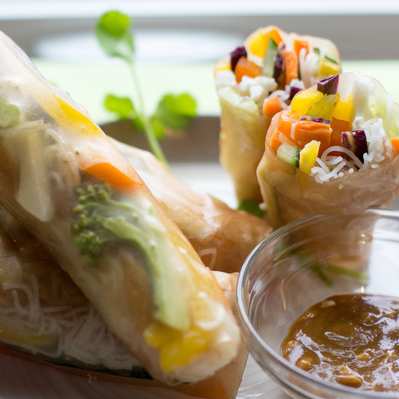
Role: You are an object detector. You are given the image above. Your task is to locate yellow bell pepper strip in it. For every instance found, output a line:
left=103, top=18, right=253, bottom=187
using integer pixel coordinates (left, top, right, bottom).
left=319, top=56, right=341, bottom=77
left=307, top=94, right=337, bottom=121
left=246, top=26, right=283, bottom=59
left=299, top=140, right=321, bottom=174
left=290, top=88, right=324, bottom=117
left=145, top=323, right=211, bottom=373
left=332, top=95, right=355, bottom=122
left=39, top=95, right=103, bottom=137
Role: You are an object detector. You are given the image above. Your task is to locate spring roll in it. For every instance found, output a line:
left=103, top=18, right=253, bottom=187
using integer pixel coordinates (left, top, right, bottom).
left=257, top=72, right=399, bottom=227
left=0, top=32, right=240, bottom=384
left=215, top=26, right=341, bottom=203
left=0, top=210, right=245, bottom=399
left=114, top=140, right=271, bottom=273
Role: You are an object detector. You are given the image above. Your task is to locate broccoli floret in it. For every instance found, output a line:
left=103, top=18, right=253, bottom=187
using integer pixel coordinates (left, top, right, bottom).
left=72, top=183, right=144, bottom=259
left=71, top=182, right=190, bottom=331
left=72, top=183, right=116, bottom=258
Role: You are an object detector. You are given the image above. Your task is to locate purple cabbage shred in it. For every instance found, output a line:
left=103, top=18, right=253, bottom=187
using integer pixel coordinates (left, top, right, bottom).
left=317, top=75, right=339, bottom=95
left=230, top=46, right=247, bottom=72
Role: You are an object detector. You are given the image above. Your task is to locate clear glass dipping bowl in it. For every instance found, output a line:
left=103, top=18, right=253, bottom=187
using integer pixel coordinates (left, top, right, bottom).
left=237, top=209, right=399, bottom=399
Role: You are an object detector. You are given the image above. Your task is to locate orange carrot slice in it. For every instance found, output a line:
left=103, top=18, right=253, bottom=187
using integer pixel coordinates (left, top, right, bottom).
left=281, top=50, right=298, bottom=85
left=262, top=96, right=283, bottom=118
left=331, top=117, right=352, bottom=146
left=392, top=137, right=399, bottom=156
left=277, top=113, right=292, bottom=138
left=83, top=162, right=141, bottom=191
left=293, top=120, right=332, bottom=154
left=267, top=112, right=291, bottom=152
left=269, top=27, right=283, bottom=46
left=269, top=129, right=282, bottom=152
left=293, top=39, right=309, bottom=58
left=235, top=57, right=262, bottom=83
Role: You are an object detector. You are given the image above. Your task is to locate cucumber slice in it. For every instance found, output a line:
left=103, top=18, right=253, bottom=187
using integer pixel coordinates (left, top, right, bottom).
left=277, top=143, right=300, bottom=167
left=263, top=38, right=278, bottom=77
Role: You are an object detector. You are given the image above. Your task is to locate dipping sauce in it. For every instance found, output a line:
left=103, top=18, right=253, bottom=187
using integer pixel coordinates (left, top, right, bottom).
left=282, top=294, right=399, bottom=392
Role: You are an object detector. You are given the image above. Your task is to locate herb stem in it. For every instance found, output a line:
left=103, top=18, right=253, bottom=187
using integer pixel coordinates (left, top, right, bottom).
left=128, top=60, right=167, bottom=164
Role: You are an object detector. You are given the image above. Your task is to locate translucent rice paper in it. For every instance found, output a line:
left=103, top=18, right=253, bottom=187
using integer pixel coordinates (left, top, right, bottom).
left=219, top=88, right=270, bottom=202
left=216, top=32, right=341, bottom=203
left=0, top=211, right=246, bottom=399
left=115, top=141, right=272, bottom=273
left=258, top=146, right=399, bottom=228
left=0, top=32, right=240, bottom=384
left=257, top=73, right=399, bottom=228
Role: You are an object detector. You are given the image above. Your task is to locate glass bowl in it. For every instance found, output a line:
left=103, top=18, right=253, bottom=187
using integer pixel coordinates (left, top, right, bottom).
left=237, top=209, right=399, bottom=399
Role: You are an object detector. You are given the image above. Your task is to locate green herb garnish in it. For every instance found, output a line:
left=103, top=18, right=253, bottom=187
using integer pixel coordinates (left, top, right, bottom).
left=96, top=10, right=197, bottom=163
left=324, top=55, right=339, bottom=65
left=238, top=199, right=265, bottom=218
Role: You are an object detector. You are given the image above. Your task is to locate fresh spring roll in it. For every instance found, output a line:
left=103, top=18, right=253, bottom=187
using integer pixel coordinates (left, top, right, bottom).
left=215, top=26, right=341, bottom=203
left=257, top=72, right=399, bottom=228
left=0, top=210, right=246, bottom=399
left=114, top=140, right=271, bottom=273
left=0, top=32, right=240, bottom=384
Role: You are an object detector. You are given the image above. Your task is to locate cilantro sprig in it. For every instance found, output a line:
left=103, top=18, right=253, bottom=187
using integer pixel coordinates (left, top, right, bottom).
left=96, top=10, right=197, bottom=163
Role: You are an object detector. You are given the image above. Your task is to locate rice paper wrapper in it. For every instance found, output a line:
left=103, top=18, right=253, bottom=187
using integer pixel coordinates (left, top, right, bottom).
left=216, top=34, right=340, bottom=203
left=115, top=141, right=272, bottom=273
left=0, top=212, right=247, bottom=399
left=219, top=87, right=270, bottom=202
left=256, top=147, right=396, bottom=275
left=257, top=147, right=399, bottom=228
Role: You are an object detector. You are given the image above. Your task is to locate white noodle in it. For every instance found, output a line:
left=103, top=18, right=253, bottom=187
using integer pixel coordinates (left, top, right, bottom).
left=325, top=156, right=344, bottom=166
left=312, top=160, right=347, bottom=183
left=0, top=276, right=140, bottom=371
left=321, top=146, right=364, bottom=169
left=316, top=158, right=330, bottom=173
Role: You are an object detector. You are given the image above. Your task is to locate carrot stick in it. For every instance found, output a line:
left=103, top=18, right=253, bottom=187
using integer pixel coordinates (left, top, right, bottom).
left=293, top=39, right=309, bottom=58
left=83, top=162, right=141, bottom=191
left=294, top=120, right=332, bottom=153
left=262, top=96, right=283, bottom=118
left=281, top=50, right=298, bottom=85
left=392, top=137, right=399, bottom=156
left=331, top=117, right=352, bottom=146
left=267, top=112, right=291, bottom=152
left=235, top=57, right=262, bottom=83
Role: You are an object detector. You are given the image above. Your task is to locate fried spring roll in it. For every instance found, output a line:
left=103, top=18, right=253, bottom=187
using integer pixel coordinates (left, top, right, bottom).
left=114, top=141, right=271, bottom=273
left=215, top=26, right=341, bottom=203
left=0, top=32, right=240, bottom=384
left=257, top=72, right=399, bottom=227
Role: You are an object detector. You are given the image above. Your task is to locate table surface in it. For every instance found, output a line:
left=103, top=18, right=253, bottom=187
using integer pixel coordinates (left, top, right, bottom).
left=35, top=59, right=399, bottom=124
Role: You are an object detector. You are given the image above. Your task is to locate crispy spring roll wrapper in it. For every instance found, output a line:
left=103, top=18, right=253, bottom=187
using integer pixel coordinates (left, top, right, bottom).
left=215, top=26, right=341, bottom=202
left=114, top=140, right=271, bottom=273
left=257, top=72, right=399, bottom=228
left=0, top=32, right=240, bottom=384
left=0, top=211, right=246, bottom=399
